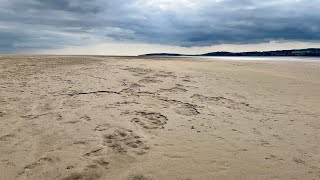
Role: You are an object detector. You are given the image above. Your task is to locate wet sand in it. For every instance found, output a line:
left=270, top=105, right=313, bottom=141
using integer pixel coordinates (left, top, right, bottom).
left=0, top=55, right=320, bottom=180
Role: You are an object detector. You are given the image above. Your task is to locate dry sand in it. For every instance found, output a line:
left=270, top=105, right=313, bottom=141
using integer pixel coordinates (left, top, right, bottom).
left=0, top=55, right=320, bottom=180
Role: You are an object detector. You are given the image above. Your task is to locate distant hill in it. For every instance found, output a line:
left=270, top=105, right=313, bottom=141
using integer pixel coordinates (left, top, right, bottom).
left=141, top=48, right=320, bottom=57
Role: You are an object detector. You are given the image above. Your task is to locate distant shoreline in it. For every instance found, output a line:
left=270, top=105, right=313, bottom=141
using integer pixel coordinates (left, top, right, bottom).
left=141, top=48, right=320, bottom=57
left=198, top=56, right=320, bottom=62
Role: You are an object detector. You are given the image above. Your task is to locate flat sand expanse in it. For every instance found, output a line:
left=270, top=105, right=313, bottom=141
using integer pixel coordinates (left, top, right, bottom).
left=0, top=56, right=320, bottom=180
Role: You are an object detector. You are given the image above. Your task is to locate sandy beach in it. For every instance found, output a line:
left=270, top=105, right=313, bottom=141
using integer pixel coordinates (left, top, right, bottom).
left=0, top=55, right=320, bottom=180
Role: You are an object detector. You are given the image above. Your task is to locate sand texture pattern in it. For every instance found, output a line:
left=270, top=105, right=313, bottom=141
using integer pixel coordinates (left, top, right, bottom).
left=0, top=55, right=320, bottom=180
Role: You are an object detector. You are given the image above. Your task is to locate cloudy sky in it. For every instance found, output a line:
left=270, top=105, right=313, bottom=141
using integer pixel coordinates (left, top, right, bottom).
left=0, top=0, right=319, bottom=55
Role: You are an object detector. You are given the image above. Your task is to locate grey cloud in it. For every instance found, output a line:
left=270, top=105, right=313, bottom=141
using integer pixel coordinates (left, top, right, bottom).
left=0, top=0, right=319, bottom=52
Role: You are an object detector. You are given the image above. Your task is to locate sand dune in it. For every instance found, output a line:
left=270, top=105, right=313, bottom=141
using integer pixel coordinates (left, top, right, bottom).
left=0, top=56, right=320, bottom=180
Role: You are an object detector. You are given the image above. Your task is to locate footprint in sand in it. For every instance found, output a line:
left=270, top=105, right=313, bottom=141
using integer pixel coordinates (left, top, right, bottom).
left=18, top=156, right=60, bottom=177
left=131, top=112, right=168, bottom=130
left=180, top=75, right=197, bottom=84
left=154, top=71, right=177, bottom=78
left=80, top=115, right=91, bottom=122
left=158, top=86, right=188, bottom=93
left=0, top=111, right=6, bottom=117
left=61, top=165, right=103, bottom=180
left=138, top=78, right=163, bottom=84
left=94, top=124, right=111, bottom=132
left=123, top=67, right=155, bottom=76
left=84, top=147, right=110, bottom=170
left=0, top=134, right=16, bottom=143
left=157, top=97, right=200, bottom=116
left=191, top=94, right=256, bottom=112
left=102, top=128, right=149, bottom=155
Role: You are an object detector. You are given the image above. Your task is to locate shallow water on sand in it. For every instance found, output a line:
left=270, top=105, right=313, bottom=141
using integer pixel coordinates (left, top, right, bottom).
left=200, top=56, right=320, bottom=62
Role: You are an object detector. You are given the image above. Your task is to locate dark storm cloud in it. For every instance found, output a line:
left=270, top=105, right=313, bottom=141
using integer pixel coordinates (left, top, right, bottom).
left=0, top=0, right=319, bottom=52
left=31, top=0, right=101, bottom=13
